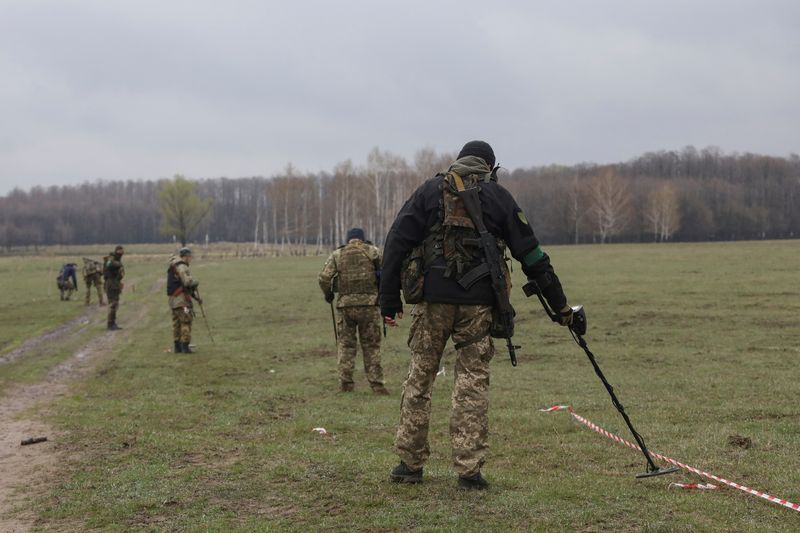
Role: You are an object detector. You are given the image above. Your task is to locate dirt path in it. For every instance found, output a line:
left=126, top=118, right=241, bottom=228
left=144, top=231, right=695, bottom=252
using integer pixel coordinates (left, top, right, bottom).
left=0, top=311, right=96, bottom=366
left=0, top=279, right=162, bottom=532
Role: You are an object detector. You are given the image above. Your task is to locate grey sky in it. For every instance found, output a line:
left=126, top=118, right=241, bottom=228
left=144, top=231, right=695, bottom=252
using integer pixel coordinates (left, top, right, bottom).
left=1, top=0, right=798, bottom=194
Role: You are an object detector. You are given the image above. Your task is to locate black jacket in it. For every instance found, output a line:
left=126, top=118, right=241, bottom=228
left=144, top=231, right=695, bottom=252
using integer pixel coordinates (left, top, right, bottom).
left=380, top=175, right=567, bottom=313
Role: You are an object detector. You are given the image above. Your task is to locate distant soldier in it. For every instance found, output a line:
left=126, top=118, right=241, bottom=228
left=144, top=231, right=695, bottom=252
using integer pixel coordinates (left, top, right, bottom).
left=104, top=245, right=125, bottom=330
left=82, top=257, right=105, bottom=306
left=319, top=228, right=389, bottom=395
left=167, top=247, right=200, bottom=353
left=56, top=263, right=78, bottom=301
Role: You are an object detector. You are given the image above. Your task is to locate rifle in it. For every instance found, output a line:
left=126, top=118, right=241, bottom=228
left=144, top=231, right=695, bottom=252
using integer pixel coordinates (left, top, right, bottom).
left=453, top=173, right=519, bottom=366
left=192, top=288, right=216, bottom=344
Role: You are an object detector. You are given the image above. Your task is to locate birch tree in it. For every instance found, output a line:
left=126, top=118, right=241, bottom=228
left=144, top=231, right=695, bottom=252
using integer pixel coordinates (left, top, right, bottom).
left=588, top=169, right=631, bottom=243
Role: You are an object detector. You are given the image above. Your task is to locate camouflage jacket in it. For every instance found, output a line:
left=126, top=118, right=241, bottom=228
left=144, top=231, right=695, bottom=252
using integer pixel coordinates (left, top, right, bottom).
left=104, top=254, right=125, bottom=291
left=319, top=240, right=382, bottom=308
left=167, top=255, right=196, bottom=309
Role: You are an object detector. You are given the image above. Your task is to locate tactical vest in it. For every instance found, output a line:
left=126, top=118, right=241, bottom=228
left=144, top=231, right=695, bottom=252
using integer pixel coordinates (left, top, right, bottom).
left=423, top=172, right=508, bottom=283
left=166, top=261, right=186, bottom=296
left=336, top=243, right=378, bottom=296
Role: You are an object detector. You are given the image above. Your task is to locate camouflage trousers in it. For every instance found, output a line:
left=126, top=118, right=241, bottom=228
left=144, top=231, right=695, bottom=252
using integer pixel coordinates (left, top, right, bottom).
left=106, top=287, right=121, bottom=326
left=172, top=307, right=193, bottom=343
left=84, top=274, right=104, bottom=305
left=395, top=302, right=494, bottom=477
left=58, top=279, right=75, bottom=301
left=336, top=306, right=385, bottom=390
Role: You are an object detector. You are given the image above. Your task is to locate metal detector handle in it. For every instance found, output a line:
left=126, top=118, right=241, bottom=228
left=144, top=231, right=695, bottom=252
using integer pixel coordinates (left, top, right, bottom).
left=522, top=280, right=587, bottom=336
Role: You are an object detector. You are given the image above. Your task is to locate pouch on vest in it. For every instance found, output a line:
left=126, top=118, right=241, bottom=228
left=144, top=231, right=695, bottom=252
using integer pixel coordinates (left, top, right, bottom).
left=401, top=245, right=425, bottom=304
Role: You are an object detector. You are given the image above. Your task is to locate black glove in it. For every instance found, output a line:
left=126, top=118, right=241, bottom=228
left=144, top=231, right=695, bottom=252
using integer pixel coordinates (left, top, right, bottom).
left=196, top=297, right=203, bottom=306
left=324, top=291, right=334, bottom=304
left=381, top=304, right=403, bottom=319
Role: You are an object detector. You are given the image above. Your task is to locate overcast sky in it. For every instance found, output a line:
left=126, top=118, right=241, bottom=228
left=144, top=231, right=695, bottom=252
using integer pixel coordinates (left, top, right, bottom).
left=1, top=0, right=798, bottom=194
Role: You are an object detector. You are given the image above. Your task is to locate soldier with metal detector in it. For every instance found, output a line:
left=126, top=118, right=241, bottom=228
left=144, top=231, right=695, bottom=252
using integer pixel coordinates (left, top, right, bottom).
left=380, top=140, right=575, bottom=490
left=167, top=247, right=201, bottom=353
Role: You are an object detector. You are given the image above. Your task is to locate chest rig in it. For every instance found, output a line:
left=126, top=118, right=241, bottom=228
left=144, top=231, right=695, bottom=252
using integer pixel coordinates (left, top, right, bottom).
left=421, top=172, right=507, bottom=287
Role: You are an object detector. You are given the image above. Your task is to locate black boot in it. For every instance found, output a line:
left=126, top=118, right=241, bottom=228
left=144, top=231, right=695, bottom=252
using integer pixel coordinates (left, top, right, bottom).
left=108, top=323, right=121, bottom=331
left=174, top=341, right=183, bottom=353
left=457, top=472, right=489, bottom=491
left=389, top=462, right=423, bottom=484
left=181, top=342, right=193, bottom=353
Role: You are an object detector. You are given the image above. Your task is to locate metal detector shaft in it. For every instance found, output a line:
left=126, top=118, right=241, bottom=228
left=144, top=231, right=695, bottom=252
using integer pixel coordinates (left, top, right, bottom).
left=330, top=301, right=338, bottom=343
left=194, top=289, right=216, bottom=344
left=571, top=331, right=659, bottom=473
left=523, top=280, right=674, bottom=477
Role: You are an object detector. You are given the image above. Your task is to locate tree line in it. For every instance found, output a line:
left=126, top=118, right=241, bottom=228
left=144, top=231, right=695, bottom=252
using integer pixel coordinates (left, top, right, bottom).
left=1, top=146, right=798, bottom=251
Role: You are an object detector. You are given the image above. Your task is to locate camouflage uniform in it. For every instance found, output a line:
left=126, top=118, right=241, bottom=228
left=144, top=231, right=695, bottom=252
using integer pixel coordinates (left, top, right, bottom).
left=167, top=255, right=196, bottom=349
left=396, top=302, right=494, bottom=477
left=104, top=249, right=125, bottom=329
left=319, top=239, right=386, bottom=392
left=82, top=259, right=105, bottom=305
left=381, top=142, right=571, bottom=486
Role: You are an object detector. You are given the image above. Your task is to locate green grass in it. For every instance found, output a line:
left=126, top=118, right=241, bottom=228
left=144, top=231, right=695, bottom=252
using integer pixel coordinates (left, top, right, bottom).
left=4, top=241, right=800, bottom=531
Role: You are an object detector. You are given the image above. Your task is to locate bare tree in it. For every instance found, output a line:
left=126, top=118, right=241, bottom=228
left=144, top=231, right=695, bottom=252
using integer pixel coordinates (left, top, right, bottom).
left=645, top=183, right=682, bottom=241
left=588, top=169, right=632, bottom=243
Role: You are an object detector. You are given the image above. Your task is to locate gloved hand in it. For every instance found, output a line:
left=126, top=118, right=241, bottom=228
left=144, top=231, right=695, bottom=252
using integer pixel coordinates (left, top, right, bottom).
left=324, top=291, right=335, bottom=304
left=190, top=280, right=200, bottom=289
left=381, top=304, right=403, bottom=321
left=196, top=297, right=203, bottom=305
left=558, top=305, right=574, bottom=327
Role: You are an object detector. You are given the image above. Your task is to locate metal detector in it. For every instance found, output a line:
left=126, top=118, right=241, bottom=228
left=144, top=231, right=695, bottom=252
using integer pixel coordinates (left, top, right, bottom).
left=523, top=280, right=678, bottom=479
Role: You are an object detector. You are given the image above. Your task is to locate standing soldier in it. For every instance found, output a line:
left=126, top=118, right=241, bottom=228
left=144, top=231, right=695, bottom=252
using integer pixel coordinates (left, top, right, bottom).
left=104, top=245, right=125, bottom=330
left=380, top=141, right=574, bottom=490
left=167, top=247, right=199, bottom=353
left=56, top=263, right=78, bottom=301
left=319, top=228, right=389, bottom=395
left=82, top=257, right=105, bottom=306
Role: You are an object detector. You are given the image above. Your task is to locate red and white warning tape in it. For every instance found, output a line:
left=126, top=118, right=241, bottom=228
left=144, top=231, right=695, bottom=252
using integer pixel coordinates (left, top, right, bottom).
left=541, top=405, right=800, bottom=513
left=670, top=482, right=718, bottom=490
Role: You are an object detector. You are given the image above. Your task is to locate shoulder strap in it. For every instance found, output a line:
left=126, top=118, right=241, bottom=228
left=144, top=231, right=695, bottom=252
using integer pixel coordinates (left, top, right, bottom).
left=450, top=171, right=467, bottom=192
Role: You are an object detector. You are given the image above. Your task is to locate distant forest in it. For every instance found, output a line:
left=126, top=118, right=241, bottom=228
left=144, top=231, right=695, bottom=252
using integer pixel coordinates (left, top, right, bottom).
left=1, top=146, right=799, bottom=250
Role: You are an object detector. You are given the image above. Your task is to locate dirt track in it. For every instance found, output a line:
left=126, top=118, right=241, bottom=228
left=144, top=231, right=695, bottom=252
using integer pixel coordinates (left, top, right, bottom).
left=0, top=280, right=161, bottom=532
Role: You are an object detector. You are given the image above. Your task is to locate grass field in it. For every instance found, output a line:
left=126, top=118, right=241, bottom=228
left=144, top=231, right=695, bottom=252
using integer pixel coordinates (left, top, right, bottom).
left=2, top=241, right=799, bottom=531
